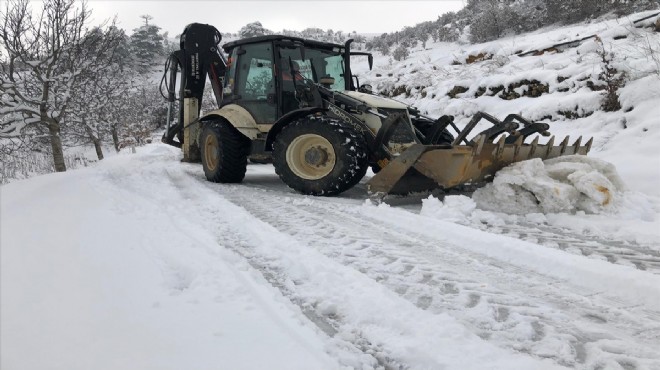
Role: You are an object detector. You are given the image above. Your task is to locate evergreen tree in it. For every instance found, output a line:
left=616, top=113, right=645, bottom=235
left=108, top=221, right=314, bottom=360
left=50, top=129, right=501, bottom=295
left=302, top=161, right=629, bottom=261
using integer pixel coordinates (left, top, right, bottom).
left=129, top=15, right=165, bottom=72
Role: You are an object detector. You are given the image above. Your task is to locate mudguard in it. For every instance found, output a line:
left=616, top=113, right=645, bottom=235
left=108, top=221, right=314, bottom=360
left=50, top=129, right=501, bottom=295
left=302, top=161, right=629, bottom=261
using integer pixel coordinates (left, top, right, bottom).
left=201, top=104, right=260, bottom=139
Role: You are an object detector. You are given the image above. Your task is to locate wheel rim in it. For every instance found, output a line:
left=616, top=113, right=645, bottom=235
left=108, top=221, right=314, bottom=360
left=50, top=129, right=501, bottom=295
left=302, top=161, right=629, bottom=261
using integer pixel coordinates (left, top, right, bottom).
left=204, top=133, right=219, bottom=171
left=286, top=134, right=336, bottom=180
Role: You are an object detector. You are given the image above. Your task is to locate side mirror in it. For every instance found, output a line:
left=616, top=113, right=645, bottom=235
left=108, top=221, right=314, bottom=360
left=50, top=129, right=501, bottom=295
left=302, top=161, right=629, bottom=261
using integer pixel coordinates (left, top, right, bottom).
left=349, top=52, right=374, bottom=70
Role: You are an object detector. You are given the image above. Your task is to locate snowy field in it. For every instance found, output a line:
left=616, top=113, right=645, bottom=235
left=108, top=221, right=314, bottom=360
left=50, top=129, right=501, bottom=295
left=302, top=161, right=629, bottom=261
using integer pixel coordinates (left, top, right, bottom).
left=3, top=11, right=660, bottom=370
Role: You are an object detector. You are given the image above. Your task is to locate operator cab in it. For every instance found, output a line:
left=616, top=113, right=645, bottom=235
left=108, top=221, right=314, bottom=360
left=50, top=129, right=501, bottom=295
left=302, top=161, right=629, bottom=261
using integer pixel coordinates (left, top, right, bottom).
left=220, top=35, right=352, bottom=125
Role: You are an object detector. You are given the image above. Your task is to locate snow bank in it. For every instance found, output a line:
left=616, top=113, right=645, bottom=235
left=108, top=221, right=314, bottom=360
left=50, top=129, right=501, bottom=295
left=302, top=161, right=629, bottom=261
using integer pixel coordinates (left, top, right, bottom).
left=472, top=155, right=626, bottom=215
left=419, top=156, right=659, bottom=245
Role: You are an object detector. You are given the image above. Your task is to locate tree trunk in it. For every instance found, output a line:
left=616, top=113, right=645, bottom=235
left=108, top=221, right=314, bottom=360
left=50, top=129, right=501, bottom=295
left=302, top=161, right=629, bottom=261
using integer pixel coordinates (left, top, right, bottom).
left=84, top=123, right=104, bottom=160
left=93, top=139, right=104, bottom=160
left=47, top=121, right=66, bottom=172
left=112, top=126, right=120, bottom=152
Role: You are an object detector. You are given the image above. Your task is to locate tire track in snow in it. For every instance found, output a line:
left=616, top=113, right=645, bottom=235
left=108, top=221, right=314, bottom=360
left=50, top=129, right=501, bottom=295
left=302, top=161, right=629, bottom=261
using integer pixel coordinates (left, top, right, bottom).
left=469, top=221, right=660, bottom=273
left=190, top=176, right=660, bottom=370
left=99, top=160, right=395, bottom=369
left=382, top=191, right=660, bottom=274
left=217, top=170, right=660, bottom=274
left=160, top=169, right=408, bottom=370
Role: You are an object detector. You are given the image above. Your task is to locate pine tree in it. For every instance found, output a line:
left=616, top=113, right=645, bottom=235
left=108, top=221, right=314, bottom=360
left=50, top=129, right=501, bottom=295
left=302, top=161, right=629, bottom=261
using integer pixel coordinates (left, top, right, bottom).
left=129, top=15, right=165, bottom=73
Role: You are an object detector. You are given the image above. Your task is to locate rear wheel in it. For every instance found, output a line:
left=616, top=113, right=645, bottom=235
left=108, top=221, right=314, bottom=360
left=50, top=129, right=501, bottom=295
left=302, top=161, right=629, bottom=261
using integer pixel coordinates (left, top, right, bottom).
left=200, top=120, right=251, bottom=183
left=273, top=116, right=368, bottom=196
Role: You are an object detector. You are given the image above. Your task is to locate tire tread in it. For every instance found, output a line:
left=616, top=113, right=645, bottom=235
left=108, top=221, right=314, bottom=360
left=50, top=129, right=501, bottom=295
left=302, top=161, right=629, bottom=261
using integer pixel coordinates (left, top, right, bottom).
left=201, top=121, right=251, bottom=183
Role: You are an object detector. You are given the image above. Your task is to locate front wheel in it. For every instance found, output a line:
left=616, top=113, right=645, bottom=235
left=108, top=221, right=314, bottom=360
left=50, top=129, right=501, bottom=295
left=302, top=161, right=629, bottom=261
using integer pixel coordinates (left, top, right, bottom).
left=273, top=116, right=368, bottom=196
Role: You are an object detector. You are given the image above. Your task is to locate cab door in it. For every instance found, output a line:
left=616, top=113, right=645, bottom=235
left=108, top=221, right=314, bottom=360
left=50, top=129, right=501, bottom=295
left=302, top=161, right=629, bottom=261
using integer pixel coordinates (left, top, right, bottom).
left=233, top=42, right=277, bottom=124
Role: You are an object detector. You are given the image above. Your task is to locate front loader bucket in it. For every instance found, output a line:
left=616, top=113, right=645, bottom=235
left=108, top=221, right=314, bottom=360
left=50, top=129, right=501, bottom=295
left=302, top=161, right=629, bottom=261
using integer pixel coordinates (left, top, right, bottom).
left=367, top=133, right=593, bottom=195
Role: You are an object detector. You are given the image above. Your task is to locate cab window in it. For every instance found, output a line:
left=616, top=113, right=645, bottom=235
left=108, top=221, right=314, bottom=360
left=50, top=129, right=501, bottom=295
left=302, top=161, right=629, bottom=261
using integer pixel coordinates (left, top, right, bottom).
left=234, top=42, right=277, bottom=123
left=279, top=47, right=346, bottom=91
left=321, top=54, right=345, bottom=90
left=237, top=43, right=274, bottom=100
left=243, top=58, right=273, bottom=99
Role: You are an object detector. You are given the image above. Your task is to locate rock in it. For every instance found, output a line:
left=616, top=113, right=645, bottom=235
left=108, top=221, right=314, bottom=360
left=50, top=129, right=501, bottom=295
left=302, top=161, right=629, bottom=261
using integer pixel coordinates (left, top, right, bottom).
left=465, top=52, right=492, bottom=64
left=447, top=85, right=469, bottom=98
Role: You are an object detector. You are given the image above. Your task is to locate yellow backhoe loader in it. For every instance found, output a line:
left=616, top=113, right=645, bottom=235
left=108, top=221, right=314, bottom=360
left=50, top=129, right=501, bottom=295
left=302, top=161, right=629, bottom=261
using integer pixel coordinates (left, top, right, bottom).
left=161, top=23, right=591, bottom=196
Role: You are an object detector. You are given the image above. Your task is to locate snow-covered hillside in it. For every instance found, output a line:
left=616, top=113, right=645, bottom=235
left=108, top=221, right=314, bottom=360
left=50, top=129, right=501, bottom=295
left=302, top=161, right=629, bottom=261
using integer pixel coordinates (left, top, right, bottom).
left=2, top=11, right=660, bottom=370
left=355, top=11, right=660, bottom=197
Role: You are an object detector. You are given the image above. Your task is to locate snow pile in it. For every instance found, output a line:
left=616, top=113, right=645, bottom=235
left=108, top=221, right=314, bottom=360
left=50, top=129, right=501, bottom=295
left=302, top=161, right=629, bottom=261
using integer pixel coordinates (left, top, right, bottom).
left=472, top=155, right=626, bottom=215
left=420, top=194, right=476, bottom=222
left=420, top=155, right=636, bottom=222
left=419, top=155, right=658, bottom=244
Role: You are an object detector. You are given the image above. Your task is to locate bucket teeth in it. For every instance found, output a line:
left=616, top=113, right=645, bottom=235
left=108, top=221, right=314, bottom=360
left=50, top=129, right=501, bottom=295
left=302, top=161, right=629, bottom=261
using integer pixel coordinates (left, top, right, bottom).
left=585, top=137, right=593, bottom=153
left=513, top=135, right=523, bottom=160
left=546, top=135, right=555, bottom=156
left=472, top=134, right=486, bottom=155
left=560, top=136, right=570, bottom=154
left=496, top=135, right=506, bottom=157
left=514, top=135, right=524, bottom=146
left=573, top=136, right=582, bottom=154
left=529, top=136, right=539, bottom=158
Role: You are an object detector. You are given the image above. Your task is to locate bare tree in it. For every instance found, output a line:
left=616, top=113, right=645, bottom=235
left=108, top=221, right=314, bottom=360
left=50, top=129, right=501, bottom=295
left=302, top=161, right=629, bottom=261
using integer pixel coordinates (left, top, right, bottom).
left=0, top=0, right=115, bottom=171
left=63, top=26, right=125, bottom=160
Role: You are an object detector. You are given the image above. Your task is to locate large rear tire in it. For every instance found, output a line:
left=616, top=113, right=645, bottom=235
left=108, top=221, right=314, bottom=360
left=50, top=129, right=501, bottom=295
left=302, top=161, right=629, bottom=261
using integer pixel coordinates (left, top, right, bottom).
left=200, top=120, right=251, bottom=183
left=273, top=116, right=368, bottom=196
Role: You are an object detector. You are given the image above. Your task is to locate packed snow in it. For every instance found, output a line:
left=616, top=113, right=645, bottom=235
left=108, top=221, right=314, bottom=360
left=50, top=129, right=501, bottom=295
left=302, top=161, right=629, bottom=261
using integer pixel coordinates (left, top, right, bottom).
left=3, top=10, right=660, bottom=370
left=472, top=155, right=626, bottom=215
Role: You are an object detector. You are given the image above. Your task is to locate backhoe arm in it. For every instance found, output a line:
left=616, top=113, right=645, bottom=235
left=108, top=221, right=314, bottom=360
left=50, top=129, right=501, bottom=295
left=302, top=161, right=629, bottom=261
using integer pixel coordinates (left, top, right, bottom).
left=162, top=23, right=228, bottom=147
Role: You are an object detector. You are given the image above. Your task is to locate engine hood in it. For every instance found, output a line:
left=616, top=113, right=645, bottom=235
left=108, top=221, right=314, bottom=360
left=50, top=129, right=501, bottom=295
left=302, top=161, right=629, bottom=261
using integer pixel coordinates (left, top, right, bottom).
left=341, top=91, right=408, bottom=110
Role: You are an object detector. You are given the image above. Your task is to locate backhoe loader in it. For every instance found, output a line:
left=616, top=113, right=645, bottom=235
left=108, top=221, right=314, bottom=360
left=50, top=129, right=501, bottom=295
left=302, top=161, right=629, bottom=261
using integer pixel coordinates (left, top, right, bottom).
left=161, top=23, right=592, bottom=196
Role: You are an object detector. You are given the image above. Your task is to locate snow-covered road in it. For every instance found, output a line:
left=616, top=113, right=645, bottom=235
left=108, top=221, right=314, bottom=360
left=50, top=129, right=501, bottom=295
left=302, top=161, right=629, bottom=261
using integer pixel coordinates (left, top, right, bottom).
left=2, top=145, right=659, bottom=370
left=190, top=169, right=660, bottom=368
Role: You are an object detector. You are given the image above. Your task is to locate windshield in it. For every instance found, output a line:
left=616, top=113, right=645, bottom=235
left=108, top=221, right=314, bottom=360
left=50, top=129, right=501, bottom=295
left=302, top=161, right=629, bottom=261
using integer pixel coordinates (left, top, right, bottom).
left=279, top=46, right=346, bottom=91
